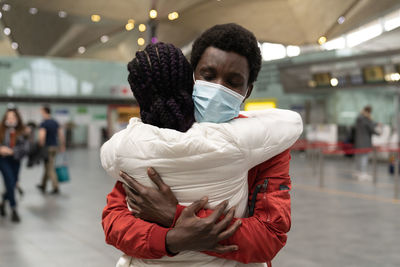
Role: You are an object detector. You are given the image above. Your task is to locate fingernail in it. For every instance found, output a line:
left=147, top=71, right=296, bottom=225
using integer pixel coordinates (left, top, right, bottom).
left=148, top=167, right=155, bottom=175
left=119, top=171, right=123, bottom=176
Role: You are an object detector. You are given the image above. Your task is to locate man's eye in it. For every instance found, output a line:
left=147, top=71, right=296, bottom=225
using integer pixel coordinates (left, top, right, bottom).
left=203, top=75, right=214, bottom=81
left=228, top=81, right=244, bottom=90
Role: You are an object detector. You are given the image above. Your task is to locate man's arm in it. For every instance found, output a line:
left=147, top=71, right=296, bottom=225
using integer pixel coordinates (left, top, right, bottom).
left=102, top=180, right=239, bottom=258
left=58, top=127, right=66, bottom=152
left=38, top=128, right=46, bottom=147
left=119, top=150, right=292, bottom=263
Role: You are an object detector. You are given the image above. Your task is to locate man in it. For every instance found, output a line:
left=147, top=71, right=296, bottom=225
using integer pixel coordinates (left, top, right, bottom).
left=37, top=106, right=65, bottom=194
left=102, top=24, right=292, bottom=266
left=354, top=105, right=381, bottom=181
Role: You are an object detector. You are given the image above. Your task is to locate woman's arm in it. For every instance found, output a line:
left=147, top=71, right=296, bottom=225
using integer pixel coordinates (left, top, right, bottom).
left=100, top=129, right=127, bottom=180
left=223, top=109, right=302, bottom=168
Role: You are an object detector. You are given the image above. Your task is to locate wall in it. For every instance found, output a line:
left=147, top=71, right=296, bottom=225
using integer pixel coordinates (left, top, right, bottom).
left=252, top=60, right=398, bottom=127
left=0, top=56, right=128, bottom=97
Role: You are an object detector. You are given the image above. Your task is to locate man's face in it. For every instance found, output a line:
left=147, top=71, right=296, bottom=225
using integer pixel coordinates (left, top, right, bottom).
left=194, top=47, right=253, bottom=99
left=40, top=108, right=46, bottom=118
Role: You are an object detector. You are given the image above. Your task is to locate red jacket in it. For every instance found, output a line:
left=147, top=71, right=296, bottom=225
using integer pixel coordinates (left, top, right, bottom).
left=102, top=149, right=292, bottom=264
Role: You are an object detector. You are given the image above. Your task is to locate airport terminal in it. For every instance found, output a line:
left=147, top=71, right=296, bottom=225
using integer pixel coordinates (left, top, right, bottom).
left=0, top=0, right=399, bottom=266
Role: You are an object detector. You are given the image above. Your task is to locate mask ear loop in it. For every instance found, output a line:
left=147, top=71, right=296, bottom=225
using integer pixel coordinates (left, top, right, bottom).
left=241, top=88, right=249, bottom=104
left=192, top=73, right=196, bottom=83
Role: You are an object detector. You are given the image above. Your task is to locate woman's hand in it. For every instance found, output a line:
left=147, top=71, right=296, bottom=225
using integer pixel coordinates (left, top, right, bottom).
left=119, top=168, right=178, bottom=227
left=0, top=146, right=13, bottom=156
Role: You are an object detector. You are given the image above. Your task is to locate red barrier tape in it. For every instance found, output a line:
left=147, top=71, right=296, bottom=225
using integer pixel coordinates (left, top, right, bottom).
left=291, top=139, right=400, bottom=154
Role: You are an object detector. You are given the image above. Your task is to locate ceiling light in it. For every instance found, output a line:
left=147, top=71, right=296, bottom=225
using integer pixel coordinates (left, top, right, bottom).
left=318, top=36, right=327, bottom=45
left=3, top=27, right=11, bottom=36
left=392, top=73, right=400, bottom=81
left=149, top=9, right=157, bottom=19
left=100, top=35, right=109, bottom=43
left=337, top=16, right=345, bottom=24
left=11, top=42, right=18, bottom=50
left=151, top=37, right=158, bottom=44
left=138, top=24, right=146, bottom=32
left=2, top=4, right=11, bottom=12
left=0, top=11, right=2, bottom=19
left=58, top=11, right=67, bottom=18
left=347, top=20, right=382, bottom=47
left=261, top=42, right=286, bottom=61
left=137, top=37, right=145, bottom=46
left=322, top=37, right=346, bottom=50
left=386, top=73, right=400, bottom=82
left=78, top=46, right=86, bottom=54
left=125, top=22, right=134, bottom=31
left=330, top=78, right=339, bottom=87
left=286, top=45, right=300, bottom=57
left=168, top=12, right=179, bottom=21
left=384, top=10, right=400, bottom=31
left=29, top=7, right=38, bottom=15
left=91, top=14, right=101, bottom=22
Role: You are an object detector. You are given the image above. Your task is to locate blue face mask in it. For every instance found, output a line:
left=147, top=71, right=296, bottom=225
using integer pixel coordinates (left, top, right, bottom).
left=192, top=79, right=246, bottom=123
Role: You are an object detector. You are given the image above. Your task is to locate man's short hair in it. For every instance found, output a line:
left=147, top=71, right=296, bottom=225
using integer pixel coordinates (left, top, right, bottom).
left=42, top=106, right=51, bottom=115
left=190, top=23, right=262, bottom=85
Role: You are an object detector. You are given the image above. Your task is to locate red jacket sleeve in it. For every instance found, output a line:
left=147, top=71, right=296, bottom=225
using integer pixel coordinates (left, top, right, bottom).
left=102, top=181, right=171, bottom=259
left=193, top=149, right=292, bottom=263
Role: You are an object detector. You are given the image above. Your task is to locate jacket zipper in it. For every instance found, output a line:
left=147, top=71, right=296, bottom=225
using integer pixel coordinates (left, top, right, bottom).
left=248, top=178, right=269, bottom=217
left=261, top=179, right=270, bottom=222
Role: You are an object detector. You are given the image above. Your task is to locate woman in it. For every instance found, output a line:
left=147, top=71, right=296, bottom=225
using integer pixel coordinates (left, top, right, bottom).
left=101, top=43, right=302, bottom=266
left=0, top=108, right=29, bottom=223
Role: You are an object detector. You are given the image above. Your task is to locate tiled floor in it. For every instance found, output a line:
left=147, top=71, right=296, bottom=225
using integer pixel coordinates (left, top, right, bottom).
left=274, top=152, right=400, bottom=267
left=0, top=149, right=399, bottom=267
left=0, top=149, right=121, bottom=267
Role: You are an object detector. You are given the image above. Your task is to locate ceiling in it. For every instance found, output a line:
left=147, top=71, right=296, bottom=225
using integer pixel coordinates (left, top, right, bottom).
left=0, top=0, right=399, bottom=62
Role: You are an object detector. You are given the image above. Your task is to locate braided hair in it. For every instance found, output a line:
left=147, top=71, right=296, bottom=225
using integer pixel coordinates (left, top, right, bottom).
left=127, top=43, right=195, bottom=132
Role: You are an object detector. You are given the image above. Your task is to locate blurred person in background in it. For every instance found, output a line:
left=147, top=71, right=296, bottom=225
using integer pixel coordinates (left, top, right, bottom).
left=25, top=121, right=42, bottom=168
left=36, top=106, right=65, bottom=195
left=0, top=107, right=29, bottom=223
left=354, top=105, right=381, bottom=181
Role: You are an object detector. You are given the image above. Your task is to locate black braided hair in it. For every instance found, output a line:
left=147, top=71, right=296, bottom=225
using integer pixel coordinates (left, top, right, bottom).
left=191, top=23, right=262, bottom=85
left=127, top=42, right=195, bottom=132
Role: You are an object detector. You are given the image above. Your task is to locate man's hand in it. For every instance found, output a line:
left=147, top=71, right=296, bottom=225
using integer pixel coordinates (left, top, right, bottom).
left=119, top=168, right=178, bottom=227
left=166, top=198, right=242, bottom=254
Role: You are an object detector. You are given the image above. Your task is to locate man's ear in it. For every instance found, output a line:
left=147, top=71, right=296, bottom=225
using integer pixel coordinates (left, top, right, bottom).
left=244, top=84, right=253, bottom=101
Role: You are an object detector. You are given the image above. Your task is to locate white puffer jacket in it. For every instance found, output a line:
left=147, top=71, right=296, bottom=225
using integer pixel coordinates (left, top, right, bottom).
left=101, top=109, right=303, bottom=267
